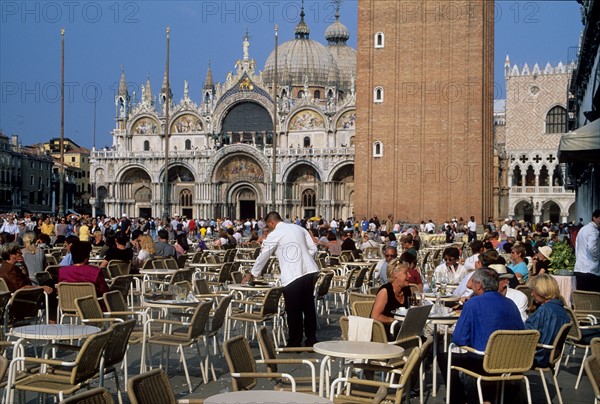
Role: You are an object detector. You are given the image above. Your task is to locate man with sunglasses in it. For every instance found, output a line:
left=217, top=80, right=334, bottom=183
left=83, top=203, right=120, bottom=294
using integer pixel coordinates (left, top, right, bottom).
left=434, top=246, right=467, bottom=285
left=376, top=246, right=398, bottom=284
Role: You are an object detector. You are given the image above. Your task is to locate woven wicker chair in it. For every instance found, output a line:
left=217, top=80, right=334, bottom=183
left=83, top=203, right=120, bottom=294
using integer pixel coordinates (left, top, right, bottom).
left=339, top=316, right=387, bottom=343
left=446, top=329, right=540, bottom=404
left=256, top=326, right=318, bottom=392
left=106, top=260, right=131, bottom=278
left=102, top=290, right=145, bottom=342
left=223, top=335, right=297, bottom=391
left=572, top=290, right=600, bottom=323
left=563, top=306, right=600, bottom=389
left=227, top=286, right=284, bottom=345
left=315, top=270, right=334, bottom=326
left=60, top=387, right=114, bottom=404
left=350, top=301, right=375, bottom=318
left=74, top=295, right=131, bottom=329
left=126, top=369, right=204, bottom=404
left=57, top=282, right=97, bottom=323
left=584, top=346, right=600, bottom=403
left=0, top=278, right=8, bottom=292
left=329, top=343, right=421, bottom=403
left=141, top=300, right=213, bottom=392
left=3, top=287, right=46, bottom=334
left=534, top=321, right=572, bottom=404
left=5, top=328, right=113, bottom=402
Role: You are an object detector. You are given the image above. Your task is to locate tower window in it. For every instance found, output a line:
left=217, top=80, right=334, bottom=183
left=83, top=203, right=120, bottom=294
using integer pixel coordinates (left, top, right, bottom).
left=185, top=139, right=191, bottom=150
left=304, top=136, right=311, bottom=148
left=373, top=141, right=383, bottom=157
left=143, top=140, right=150, bottom=151
left=314, top=90, right=321, bottom=99
left=375, top=32, right=384, bottom=48
left=374, top=87, right=384, bottom=103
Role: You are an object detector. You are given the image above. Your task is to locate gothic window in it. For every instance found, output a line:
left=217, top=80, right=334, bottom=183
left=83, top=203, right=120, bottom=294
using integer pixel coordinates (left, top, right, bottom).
left=185, top=139, right=191, bottom=150
left=298, top=90, right=305, bottom=98
left=375, top=32, right=384, bottom=48
left=180, top=189, right=192, bottom=207
left=374, top=87, right=384, bottom=103
left=552, top=165, right=564, bottom=186
left=304, top=136, right=311, bottom=148
left=314, top=90, right=321, bottom=99
left=539, top=165, right=549, bottom=186
left=302, top=189, right=316, bottom=207
left=525, top=165, right=536, bottom=186
left=512, top=166, right=522, bottom=186
left=373, top=141, right=383, bottom=158
left=143, top=140, right=150, bottom=151
left=545, top=106, right=567, bottom=133
left=327, top=89, right=334, bottom=99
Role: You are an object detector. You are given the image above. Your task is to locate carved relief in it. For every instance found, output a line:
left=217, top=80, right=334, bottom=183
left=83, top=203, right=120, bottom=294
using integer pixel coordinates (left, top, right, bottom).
left=132, top=117, right=159, bottom=135
left=337, top=110, right=356, bottom=129
left=216, top=156, right=264, bottom=183
left=171, top=114, right=202, bottom=133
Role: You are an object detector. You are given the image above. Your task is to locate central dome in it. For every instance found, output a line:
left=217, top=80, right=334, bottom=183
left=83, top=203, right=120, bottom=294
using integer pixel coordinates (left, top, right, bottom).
left=263, top=7, right=339, bottom=89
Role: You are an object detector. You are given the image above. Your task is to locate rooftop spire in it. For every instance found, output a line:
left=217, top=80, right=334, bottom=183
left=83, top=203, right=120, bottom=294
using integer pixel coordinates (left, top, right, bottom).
left=204, top=61, right=214, bottom=90
left=118, top=65, right=128, bottom=97
left=295, top=0, right=310, bottom=39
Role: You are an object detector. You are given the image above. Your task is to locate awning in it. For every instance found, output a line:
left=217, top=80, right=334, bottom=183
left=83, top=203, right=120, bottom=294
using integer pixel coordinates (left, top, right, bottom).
left=558, top=119, right=600, bottom=163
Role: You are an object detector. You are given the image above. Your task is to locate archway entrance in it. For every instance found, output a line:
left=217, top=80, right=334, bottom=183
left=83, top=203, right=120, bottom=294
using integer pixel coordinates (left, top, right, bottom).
left=236, top=188, right=257, bottom=220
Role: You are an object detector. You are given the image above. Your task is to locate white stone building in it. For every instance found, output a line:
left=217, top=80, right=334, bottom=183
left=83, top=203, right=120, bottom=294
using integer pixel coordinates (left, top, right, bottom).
left=495, top=56, right=576, bottom=224
left=90, top=9, right=356, bottom=220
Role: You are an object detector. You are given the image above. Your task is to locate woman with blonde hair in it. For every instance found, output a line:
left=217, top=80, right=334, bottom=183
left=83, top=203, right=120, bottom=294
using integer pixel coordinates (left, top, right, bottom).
left=136, top=234, right=155, bottom=267
left=524, top=274, right=570, bottom=367
left=371, top=259, right=412, bottom=340
left=78, top=219, right=90, bottom=242
left=21, top=231, right=46, bottom=279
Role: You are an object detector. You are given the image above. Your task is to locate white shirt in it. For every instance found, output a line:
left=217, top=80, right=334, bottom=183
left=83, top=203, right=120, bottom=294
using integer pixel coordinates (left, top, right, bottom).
left=506, top=287, right=529, bottom=322
left=452, top=271, right=474, bottom=298
left=233, top=232, right=243, bottom=244
left=501, top=223, right=511, bottom=238
left=434, top=262, right=467, bottom=284
left=468, top=220, right=477, bottom=232
left=330, top=220, right=338, bottom=229
left=425, top=222, right=435, bottom=233
left=463, top=253, right=480, bottom=271
left=250, top=221, right=318, bottom=286
left=574, top=221, right=600, bottom=275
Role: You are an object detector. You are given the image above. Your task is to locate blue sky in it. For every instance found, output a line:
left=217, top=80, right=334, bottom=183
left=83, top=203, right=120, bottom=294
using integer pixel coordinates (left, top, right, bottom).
left=0, top=1, right=583, bottom=149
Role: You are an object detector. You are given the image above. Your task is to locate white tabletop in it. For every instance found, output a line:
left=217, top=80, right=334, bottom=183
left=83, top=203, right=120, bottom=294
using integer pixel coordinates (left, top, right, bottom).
left=11, top=324, right=101, bottom=340
left=188, top=262, right=223, bottom=269
left=227, top=283, right=275, bottom=292
left=313, top=340, right=404, bottom=360
left=205, top=390, right=332, bottom=404
left=139, top=268, right=178, bottom=276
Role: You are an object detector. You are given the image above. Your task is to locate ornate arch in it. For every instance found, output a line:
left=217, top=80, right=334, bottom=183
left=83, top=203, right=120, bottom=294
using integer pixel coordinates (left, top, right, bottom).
left=326, top=160, right=355, bottom=182
left=158, top=162, right=197, bottom=182
left=212, top=93, right=275, bottom=134
left=282, top=160, right=323, bottom=183
left=117, top=165, right=152, bottom=183
left=128, top=114, right=161, bottom=136
left=285, top=107, right=327, bottom=132
left=334, top=108, right=356, bottom=130
left=169, top=112, right=205, bottom=134
left=205, top=144, right=271, bottom=182
left=225, top=181, right=264, bottom=203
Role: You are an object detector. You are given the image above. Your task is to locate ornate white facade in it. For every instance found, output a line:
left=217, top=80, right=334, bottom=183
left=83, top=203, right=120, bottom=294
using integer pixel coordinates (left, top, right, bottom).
left=495, top=56, right=576, bottom=224
left=90, top=9, right=356, bottom=220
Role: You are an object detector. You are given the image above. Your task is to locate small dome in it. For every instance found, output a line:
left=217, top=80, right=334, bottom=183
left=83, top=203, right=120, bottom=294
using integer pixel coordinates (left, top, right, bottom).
left=328, top=45, right=356, bottom=91
left=325, top=12, right=350, bottom=44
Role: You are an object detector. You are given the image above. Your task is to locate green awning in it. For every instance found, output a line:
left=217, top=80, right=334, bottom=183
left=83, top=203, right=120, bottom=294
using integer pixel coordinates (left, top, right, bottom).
left=558, top=119, right=600, bottom=163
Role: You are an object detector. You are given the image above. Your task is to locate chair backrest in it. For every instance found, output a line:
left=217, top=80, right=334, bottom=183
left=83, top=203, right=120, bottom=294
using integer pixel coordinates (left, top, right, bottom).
left=339, top=316, right=387, bottom=343
left=58, top=282, right=97, bottom=315
left=0, top=278, right=8, bottom=292
left=482, top=329, right=540, bottom=374
left=170, top=268, right=193, bottom=284
left=260, top=287, right=284, bottom=317
left=60, top=387, right=115, bottom=404
left=127, top=369, right=177, bottom=404
left=209, top=294, right=233, bottom=335
left=109, top=275, right=133, bottom=299
left=35, top=271, right=53, bottom=287
left=176, top=254, right=188, bottom=268
left=223, top=335, right=258, bottom=391
left=348, top=291, right=376, bottom=306
left=44, top=264, right=61, bottom=281
left=565, top=306, right=584, bottom=342
left=103, top=319, right=136, bottom=369
left=75, top=295, right=105, bottom=324
left=585, top=354, right=600, bottom=400
left=257, top=325, right=279, bottom=372
left=339, top=250, right=355, bottom=263
left=545, top=321, right=573, bottom=367
left=70, top=328, right=113, bottom=385
left=0, top=291, right=12, bottom=331
left=102, top=290, right=129, bottom=320
left=217, top=262, right=234, bottom=284
left=351, top=301, right=375, bottom=318
left=395, top=304, right=433, bottom=342
left=390, top=347, right=421, bottom=402
left=572, top=290, right=600, bottom=314
left=0, top=353, right=8, bottom=384
left=5, top=287, right=45, bottom=331
left=164, top=257, right=179, bottom=270
left=315, top=271, right=334, bottom=299
left=186, top=300, right=213, bottom=339
left=107, top=260, right=131, bottom=277
left=352, top=266, right=369, bottom=290
left=141, top=259, right=155, bottom=270
left=230, top=271, right=243, bottom=284
left=190, top=251, right=204, bottom=264
left=152, top=259, right=167, bottom=270
left=194, top=278, right=210, bottom=294
left=591, top=337, right=600, bottom=358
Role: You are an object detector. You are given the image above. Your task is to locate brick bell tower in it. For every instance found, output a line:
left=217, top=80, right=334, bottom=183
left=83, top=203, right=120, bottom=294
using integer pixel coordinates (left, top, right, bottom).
left=354, top=0, right=495, bottom=224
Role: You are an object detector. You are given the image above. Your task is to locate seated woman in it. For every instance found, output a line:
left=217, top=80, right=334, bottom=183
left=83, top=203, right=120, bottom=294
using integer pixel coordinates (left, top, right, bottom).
left=371, top=260, right=412, bottom=340
left=136, top=234, right=155, bottom=267
left=508, top=244, right=529, bottom=284
left=175, top=233, right=189, bottom=257
left=59, top=240, right=109, bottom=298
left=399, top=252, right=423, bottom=292
left=530, top=245, right=552, bottom=278
left=21, top=231, right=46, bottom=281
left=91, top=230, right=105, bottom=247
left=215, top=229, right=229, bottom=249
left=524, top=274, right=571, bottom=367
left=324, top=231, right=342, bottom=256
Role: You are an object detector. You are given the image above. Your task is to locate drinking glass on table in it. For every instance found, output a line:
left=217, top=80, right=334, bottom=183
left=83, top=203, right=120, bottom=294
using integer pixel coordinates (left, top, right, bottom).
left=438, top=272, right=449, bottom=295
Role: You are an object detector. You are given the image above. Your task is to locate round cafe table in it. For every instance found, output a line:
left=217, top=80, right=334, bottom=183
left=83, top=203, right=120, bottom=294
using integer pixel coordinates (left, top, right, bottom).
left=313, top=341, right=404, bottom=397
left=205, top=390, right=332, bottom=404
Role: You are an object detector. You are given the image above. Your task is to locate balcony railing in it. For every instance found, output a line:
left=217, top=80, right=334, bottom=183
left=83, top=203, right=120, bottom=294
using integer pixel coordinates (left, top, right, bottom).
left=511, top=186, right=574, bottom=194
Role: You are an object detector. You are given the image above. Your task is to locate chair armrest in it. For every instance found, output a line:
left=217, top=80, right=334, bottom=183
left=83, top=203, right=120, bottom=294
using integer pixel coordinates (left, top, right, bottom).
left=232, top=372, right=296, bottom=391
left=11, top=356, right=76, bottom=367
left=146, top=318, right=189, bottom=327
left=81, top=317, right=124, bottom=324
left=454, top=345, right=484, bottom=355
left=277, top=346, right=315, bottom=353
left=537, top=343, right=555, bottom=350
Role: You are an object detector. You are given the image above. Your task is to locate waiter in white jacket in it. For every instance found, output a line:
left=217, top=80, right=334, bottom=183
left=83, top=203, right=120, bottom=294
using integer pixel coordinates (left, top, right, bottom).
left=243, top=211, right=320, bottom=347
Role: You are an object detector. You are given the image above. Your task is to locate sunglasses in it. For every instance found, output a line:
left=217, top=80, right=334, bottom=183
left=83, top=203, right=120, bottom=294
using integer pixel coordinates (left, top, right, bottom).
left=385, top=254, right=397, bottom=258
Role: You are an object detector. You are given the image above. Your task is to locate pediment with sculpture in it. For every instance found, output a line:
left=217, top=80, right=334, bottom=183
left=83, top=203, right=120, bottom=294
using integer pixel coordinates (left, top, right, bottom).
left=171, top=114, right=203, bottom=134
left=289, top=110, right=325, bottom=131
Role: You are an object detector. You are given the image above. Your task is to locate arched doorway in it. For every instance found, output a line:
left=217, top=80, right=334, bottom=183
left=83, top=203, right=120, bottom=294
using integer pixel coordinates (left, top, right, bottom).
left=514, top=200, right=534, bottom=223
left=236, top=187, right=257, bottom=220
left=95, top=186, right=107, bottom=216
left=331, top=164, right=355, bottom=219
left=120, top=167, right=152, bottom=217
left=285, top=164, right=321, bottom=219
left=163, top=165, right=195, bottom=218
left=541, top=200, right=561, bottom=223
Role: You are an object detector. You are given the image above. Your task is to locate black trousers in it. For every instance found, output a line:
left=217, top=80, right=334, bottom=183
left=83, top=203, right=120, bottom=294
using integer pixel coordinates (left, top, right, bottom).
left=283, top=272, right=318, bottom=347
left=575, top=272, right=600, bottom=293
left=468, top=231, right=477, bottom=242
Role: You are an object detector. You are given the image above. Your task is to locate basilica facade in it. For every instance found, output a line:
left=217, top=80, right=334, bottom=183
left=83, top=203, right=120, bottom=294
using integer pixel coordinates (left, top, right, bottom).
left=90, top=9, right=356, bottom=221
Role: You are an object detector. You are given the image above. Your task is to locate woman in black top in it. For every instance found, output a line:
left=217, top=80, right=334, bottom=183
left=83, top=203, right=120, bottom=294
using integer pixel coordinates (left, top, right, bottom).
left=371, top=260, right=412, bottom=340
